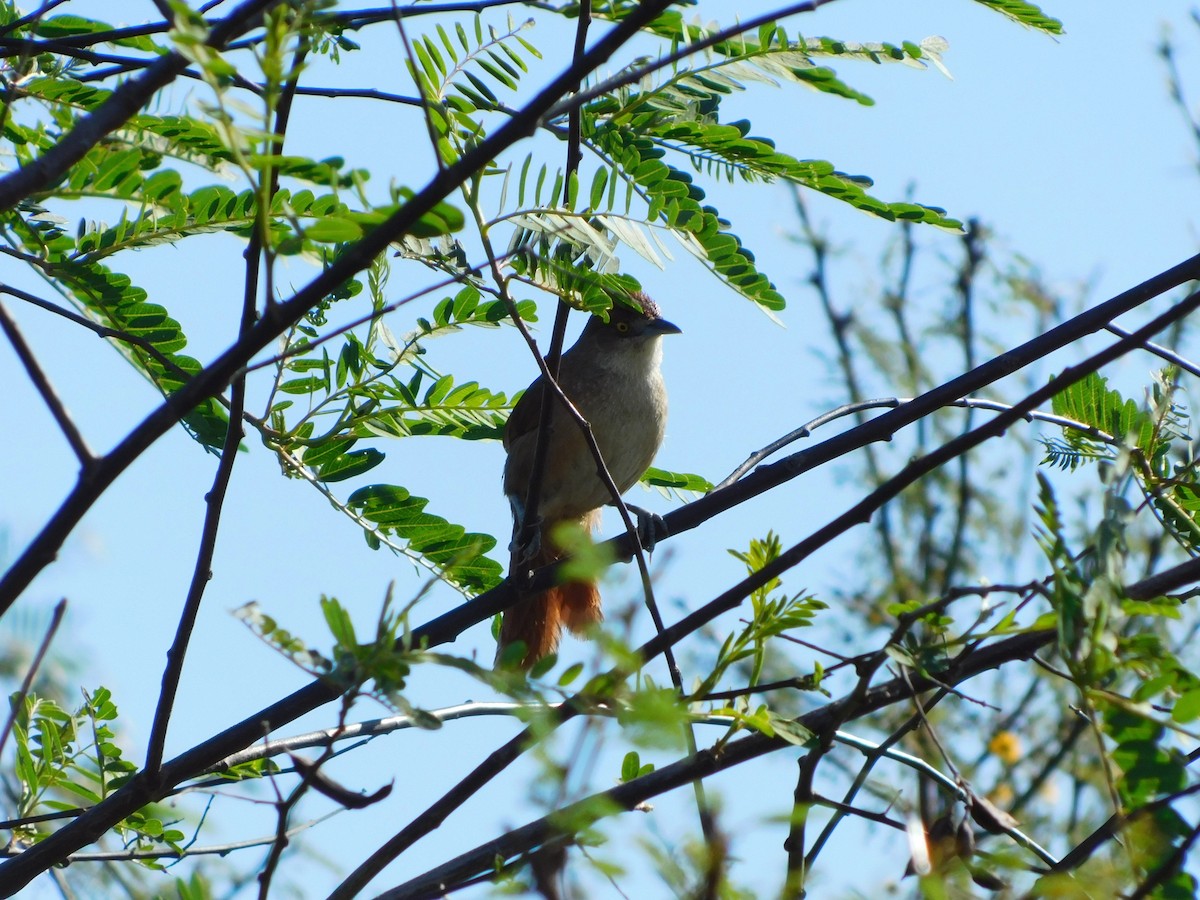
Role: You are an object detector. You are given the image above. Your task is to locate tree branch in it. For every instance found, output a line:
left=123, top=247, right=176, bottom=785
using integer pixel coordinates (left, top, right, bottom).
left=0, top=0, right=281, bottom=210
left=377, top=629, right=1056, bottom=899
left=0, top=301, right=93, bottom=466
left=416, top=256, right=1200, bottom=655
left=0, top=0, right=678, bottom=620
left=0, top=3, right=682, bottom=890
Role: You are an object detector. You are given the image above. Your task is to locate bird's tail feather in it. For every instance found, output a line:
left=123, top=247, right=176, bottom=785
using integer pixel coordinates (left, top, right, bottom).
left=498, top=513, right=601, bottom=668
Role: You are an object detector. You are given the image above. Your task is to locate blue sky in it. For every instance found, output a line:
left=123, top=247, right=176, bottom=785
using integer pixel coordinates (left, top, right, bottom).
left=3, top=2, right=1200, bottom=896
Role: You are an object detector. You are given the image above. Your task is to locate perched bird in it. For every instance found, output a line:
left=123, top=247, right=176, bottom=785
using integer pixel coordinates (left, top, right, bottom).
left=499, top=293, right=680, bottom=667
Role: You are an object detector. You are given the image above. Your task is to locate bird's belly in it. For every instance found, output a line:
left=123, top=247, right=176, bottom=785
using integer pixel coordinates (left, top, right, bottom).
left=537, top=383, right=666, bottom=518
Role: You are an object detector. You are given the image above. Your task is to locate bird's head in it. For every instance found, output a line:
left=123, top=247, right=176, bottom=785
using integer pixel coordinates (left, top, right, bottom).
left=581, top=292, right=681, bottom=345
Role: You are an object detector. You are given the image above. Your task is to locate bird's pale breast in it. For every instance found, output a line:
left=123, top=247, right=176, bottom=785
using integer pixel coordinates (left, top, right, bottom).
left=504, top=339, right=668, bottom=520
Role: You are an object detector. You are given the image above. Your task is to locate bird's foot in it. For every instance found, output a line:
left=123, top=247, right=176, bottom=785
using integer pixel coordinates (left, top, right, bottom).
left=625, top=504, right=668, bottom=553
left=509, top=525, right=544, bottom=574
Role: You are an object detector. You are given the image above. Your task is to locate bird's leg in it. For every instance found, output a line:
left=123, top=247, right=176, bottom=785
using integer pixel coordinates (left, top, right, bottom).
left=508, top=494, right=542, bottom=571
left=623, top=503, right=668, bottom=553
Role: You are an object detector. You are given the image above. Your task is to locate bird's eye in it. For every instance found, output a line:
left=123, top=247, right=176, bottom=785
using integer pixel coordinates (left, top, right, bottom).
left=615, top=321, right=630, bottom=333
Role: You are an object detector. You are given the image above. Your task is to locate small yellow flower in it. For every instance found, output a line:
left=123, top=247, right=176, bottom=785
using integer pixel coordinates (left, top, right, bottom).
left=988, top=730, right=1022, bottom=765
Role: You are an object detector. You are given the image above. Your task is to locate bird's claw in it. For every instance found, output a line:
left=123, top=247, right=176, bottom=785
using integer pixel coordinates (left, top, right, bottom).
left=507, top=494, right=544, bottom=562
left=509, top=527, right=543, bottom=563
left=625, top=504, right=667, bottom=553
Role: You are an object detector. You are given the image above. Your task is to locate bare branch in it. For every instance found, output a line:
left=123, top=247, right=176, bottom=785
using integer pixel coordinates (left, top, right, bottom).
left=0, top=281, right=195, bottom=381
left=1103, top=321, right=1200, bottom=377
left=0, top=811, right=339, bottom=862
left=0, top=302, right=93, bottom=465
left=143, top=24, right=310, bottom=777
left=717, top=397, right=1118, bottom=489
left=376, top=629, right=1056, bottom=899
left=0, top=598, right=66, bottom=762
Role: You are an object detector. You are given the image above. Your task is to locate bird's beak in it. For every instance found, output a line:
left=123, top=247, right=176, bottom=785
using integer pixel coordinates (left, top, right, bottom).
left=649, top=317, right=682, bottom=335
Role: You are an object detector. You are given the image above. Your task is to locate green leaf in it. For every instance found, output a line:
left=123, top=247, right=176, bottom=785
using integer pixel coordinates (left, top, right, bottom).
left=589, top=168, right=610, bottom=210
left=279, top=375, right=328, bottom=396
left=392, top=189, right=465, bottom=237
left=615, top=685, right=688, bottom=751
left=316, top=448, right=386, bottom=482
left=558, top=662, right=584, bottom=687
left=33, top=14, right=114, bottom=38
left=971, top=0, right=1064, bottom=33
left=305, top=216, right=364, bottom=243
left=321, top=596, right=358, bottom=650
left=347, top=484, right=502, bottom=591
left=641, top=466, right=712, bottom=495
left=1172, top=687, right=1200, bottom=723
left=591, top=125, right=790, bottom=310
left=529, top=653, right=557, bottom=679
left=766, top=710, right=813, bottom=747
left=620, top=751, right=642, bottom=783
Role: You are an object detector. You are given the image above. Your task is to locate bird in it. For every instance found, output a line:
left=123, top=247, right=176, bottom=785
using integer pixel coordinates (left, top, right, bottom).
left=499, top=293, right=680, bottom=667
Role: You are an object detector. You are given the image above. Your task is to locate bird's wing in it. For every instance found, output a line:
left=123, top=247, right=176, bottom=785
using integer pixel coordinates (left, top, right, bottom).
left=504, top=376, right=545, bottom=451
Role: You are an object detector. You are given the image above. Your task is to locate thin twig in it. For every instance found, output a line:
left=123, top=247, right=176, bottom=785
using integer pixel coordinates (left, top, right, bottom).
left=791, top=187, right=906, bottom=596
left=257, top=697, right=352, bottom=899
left=941, top=222, right=985, bottom=594
left=376, top=629, right=1056, bottom=899
left=0, top=598, right=66, bottom=762
left=0, top=302, right=93, bottom=466
left=717, top=397, right=1117, bottom=489
left=389, top=0, right=445, bottom=172
left=0, top=280, right=192, bottom=382
left=0, top=810, right=341, bottom=862
left=145, top=28, right=309, bottom=777
left=1103, top=321, right=1200, bottom=377
left=142, top=323, right=248, bottom=777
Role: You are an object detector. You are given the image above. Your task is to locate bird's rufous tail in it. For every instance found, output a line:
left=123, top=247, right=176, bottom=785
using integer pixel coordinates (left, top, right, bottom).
left=499, top=514, right=602, bottom=668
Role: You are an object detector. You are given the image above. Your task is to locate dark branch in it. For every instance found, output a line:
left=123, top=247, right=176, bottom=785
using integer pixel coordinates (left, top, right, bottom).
left=0, top=0, right=281, bottom=211
left=377, top=629, right=1055, bottom=899
left=0, top=301, right=93, bottom=465
left=417, top=253, right=1200, bottom=651
left=0, top=3, right=683, bottom=890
